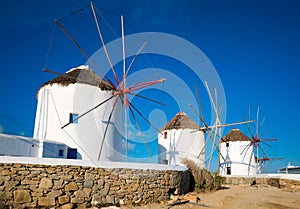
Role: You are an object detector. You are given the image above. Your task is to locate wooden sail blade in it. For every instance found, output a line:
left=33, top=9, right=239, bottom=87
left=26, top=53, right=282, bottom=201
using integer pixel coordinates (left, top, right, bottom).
left=189, top=104, right=209, bottom=129
left=97, top=96, right=119, bottom=161
left=124, top=41, right=147, bottom=80
left=61, top=95, right=115, bottom=129
left=128, top=103, right=152, bottom=157
left=54, top=20, right=116, bottom=89
left=127, top=100, right=162, bottom=134
left=90, top=2, right=121, bottom=88
left=128, top=92, right=165, bottom=106
left=194, top=84, right=205, bottom=120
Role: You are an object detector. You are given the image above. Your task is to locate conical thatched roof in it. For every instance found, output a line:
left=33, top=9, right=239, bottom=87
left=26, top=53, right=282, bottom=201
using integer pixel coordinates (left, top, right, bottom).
left=161, top=112, right=200, bottom=131
left=38, top=65, right=114, bottom=93
left=221, top=128, right=250, bottom=143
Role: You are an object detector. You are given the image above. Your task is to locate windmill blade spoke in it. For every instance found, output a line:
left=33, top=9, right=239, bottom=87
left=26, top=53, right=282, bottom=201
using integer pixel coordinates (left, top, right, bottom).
left=261, top=141, right=272, bottom=148
left=256, top=106, right=260, bottom=136
left=128, top=103, right=152, bottom=157
left=54, top=20, right=115, bottom=88
left=124, top=41, right=147, bottom=80
left=194, top=84, right=205, bottom=119
left=61, top=95, right=115, bottom=129
left=128, top=92, right=165, bottom=106
left=128, top=100, right=162, bottom=134
left=90, top=2, right=122, bottom=88
left=189, top=104, right=209, bottom=129
left=97, top=96, right=119, bottom=161
left=260, top=138, right=278, bottom=142
left=258, top=144, right=267, bottom=158
left=258, top=116, right=266, bottom=133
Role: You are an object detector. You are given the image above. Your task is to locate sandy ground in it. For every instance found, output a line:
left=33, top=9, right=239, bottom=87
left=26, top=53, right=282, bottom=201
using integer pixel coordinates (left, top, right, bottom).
left=119, top=185, right=300, bottom=209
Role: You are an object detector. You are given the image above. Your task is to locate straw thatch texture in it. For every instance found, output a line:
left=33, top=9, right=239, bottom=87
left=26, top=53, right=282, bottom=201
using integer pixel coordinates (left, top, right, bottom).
left=38, top=67, right=114, bottom=93
left=221, top=128, right=250, bottom=142
left=160, top=112, right=200, bottom=131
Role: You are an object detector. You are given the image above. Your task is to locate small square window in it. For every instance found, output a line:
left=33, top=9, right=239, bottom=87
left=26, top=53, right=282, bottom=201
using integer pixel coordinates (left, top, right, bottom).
left=226, top=142, right=229, bottom=147
left=69, top=113, right=79, bottom=124
left=59, top=149, right=64, bottom=157
left=164, top=131, right=167, bottom=139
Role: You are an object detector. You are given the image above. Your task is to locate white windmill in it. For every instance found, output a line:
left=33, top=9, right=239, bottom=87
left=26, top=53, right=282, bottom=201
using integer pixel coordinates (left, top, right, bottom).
left=37, top=2, right=165, bottom=163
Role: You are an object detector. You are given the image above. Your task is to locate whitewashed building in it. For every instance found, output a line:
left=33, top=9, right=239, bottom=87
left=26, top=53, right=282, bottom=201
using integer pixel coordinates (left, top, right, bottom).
left=33, top=65, right=122, bottom=162
left=219, top=128, right=258, bottom=175
left=158, top=112, right=205, bottom=168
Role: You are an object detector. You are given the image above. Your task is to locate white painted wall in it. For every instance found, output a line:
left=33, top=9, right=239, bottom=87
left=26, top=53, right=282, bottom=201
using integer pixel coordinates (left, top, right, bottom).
left=34, top=82, right=122, bottom=162
left=219, top=141, right=257, bottom=175
left=0, top=133, right=40, bottom=157
left=158, top=128, right=205, bottom=168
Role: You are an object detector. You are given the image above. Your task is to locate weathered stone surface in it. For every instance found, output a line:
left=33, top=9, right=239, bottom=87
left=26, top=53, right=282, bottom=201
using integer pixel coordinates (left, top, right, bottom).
left=74, top=188, right=91, bottom=198
left=98, top=179, right=104, bottom=186
left=14, top=190, right=31, bottom=204
left=84, top=180, right=93, bottom=188
left=65, top=182, right=78, bottom=191
left=58, top=195, right=70, bottom=205
left=61, top=203, right=74, bottom=209
left=39, top=178, right=53, bottom=189
left=106, top=195, right=115, bottom=204
left=0, top=162, right=192, bottom=207
left=154, top=188, right=162, bottom=200
left=100, top=186, right=110, bottom=196
left=71, top=197, right=84, bottom=204
left=47, top=189, right=63, bottom=198
left=1, top=170, right=11, bottom=175
left=128, top=183, right=139, bottom=192
left=38, top=197, right=55, bottom=206
left=85, top=172, right=95, bottom=181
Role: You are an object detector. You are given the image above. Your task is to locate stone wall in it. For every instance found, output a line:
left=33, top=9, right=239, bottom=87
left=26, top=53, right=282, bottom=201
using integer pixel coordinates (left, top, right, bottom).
left=224, top=176, right=300, bottom=192
left=0, top=163, right=190, bottom=208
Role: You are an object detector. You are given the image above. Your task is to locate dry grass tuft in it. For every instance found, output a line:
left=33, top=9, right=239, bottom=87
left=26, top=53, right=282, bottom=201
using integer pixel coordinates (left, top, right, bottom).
left=182, top=158, right=225, bottom=192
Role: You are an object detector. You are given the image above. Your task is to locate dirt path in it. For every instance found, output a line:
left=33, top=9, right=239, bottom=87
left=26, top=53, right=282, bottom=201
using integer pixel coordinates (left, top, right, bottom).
left=119, top=185, right=300, bottom=209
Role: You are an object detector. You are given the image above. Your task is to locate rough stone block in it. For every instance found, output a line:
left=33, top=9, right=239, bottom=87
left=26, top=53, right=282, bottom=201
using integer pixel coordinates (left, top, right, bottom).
left=74, top=188, right=91, bottom=198
left=58, top=195, right=70, bottom=205
left=128, top=183, right=139, bottom=192
left=85, top=172, right=95, bottom=181
left=65, top=182, right=78, bottom=191
left=61, top=203, right=74, bottom=209
left=84, top=180, right=93, bottom=188
left=38, top=197, right=55, bottom=207
left=14, top=190, right=31, bottom=204
left=39, top=178, right=53, bottom=189
left=47, top=189, right=63, bottom=198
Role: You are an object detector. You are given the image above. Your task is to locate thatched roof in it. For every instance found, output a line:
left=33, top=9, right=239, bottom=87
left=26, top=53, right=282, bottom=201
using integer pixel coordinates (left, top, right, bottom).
left=38, top=66, right=114, bottom=93
left=161, top=112, right=200, bottom=131
left=221, top=128, right=250, bottom=143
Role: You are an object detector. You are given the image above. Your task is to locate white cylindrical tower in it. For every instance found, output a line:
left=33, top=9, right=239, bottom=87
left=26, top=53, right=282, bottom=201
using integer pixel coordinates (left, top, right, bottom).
left=158, top=112, right=205, bottom=168
left=33, top=65, right=122, bottom=162
left=219, top=128, right=257, bottom=175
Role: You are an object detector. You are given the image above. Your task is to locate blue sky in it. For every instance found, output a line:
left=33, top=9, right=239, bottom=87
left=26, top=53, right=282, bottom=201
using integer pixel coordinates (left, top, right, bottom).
left=0, top=0, right=300, bottom=172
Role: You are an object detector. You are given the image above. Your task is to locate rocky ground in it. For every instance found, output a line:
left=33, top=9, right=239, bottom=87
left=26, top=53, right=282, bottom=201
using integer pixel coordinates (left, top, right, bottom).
left=109, top=184, right=300, bottom=209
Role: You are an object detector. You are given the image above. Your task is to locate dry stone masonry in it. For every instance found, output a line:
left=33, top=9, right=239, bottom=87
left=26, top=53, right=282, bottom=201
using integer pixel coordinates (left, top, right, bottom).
left=0, top=163, right=189, bottom=208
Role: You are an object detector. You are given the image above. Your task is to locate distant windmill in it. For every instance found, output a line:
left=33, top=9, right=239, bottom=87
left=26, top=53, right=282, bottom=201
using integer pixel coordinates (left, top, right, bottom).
left=241, top=107, right=281, bottom=174
left=190, top=82, right=253, bottom=171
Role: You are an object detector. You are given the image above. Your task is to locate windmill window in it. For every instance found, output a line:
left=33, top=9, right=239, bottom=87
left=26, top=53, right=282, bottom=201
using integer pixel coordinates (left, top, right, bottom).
left=69, top=113, right=79, bottom=124
left=226, top=166, right=231, bottom=175
left=226, top=142, right=229, bottom=147
left=164, top=131, right=167, bottom=139
left=59, top=149, right=64, bottom=157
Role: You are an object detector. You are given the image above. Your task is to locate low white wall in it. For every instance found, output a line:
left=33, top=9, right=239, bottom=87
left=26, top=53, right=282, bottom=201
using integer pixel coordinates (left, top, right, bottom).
left=0, top=156, right=187, bottom=171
